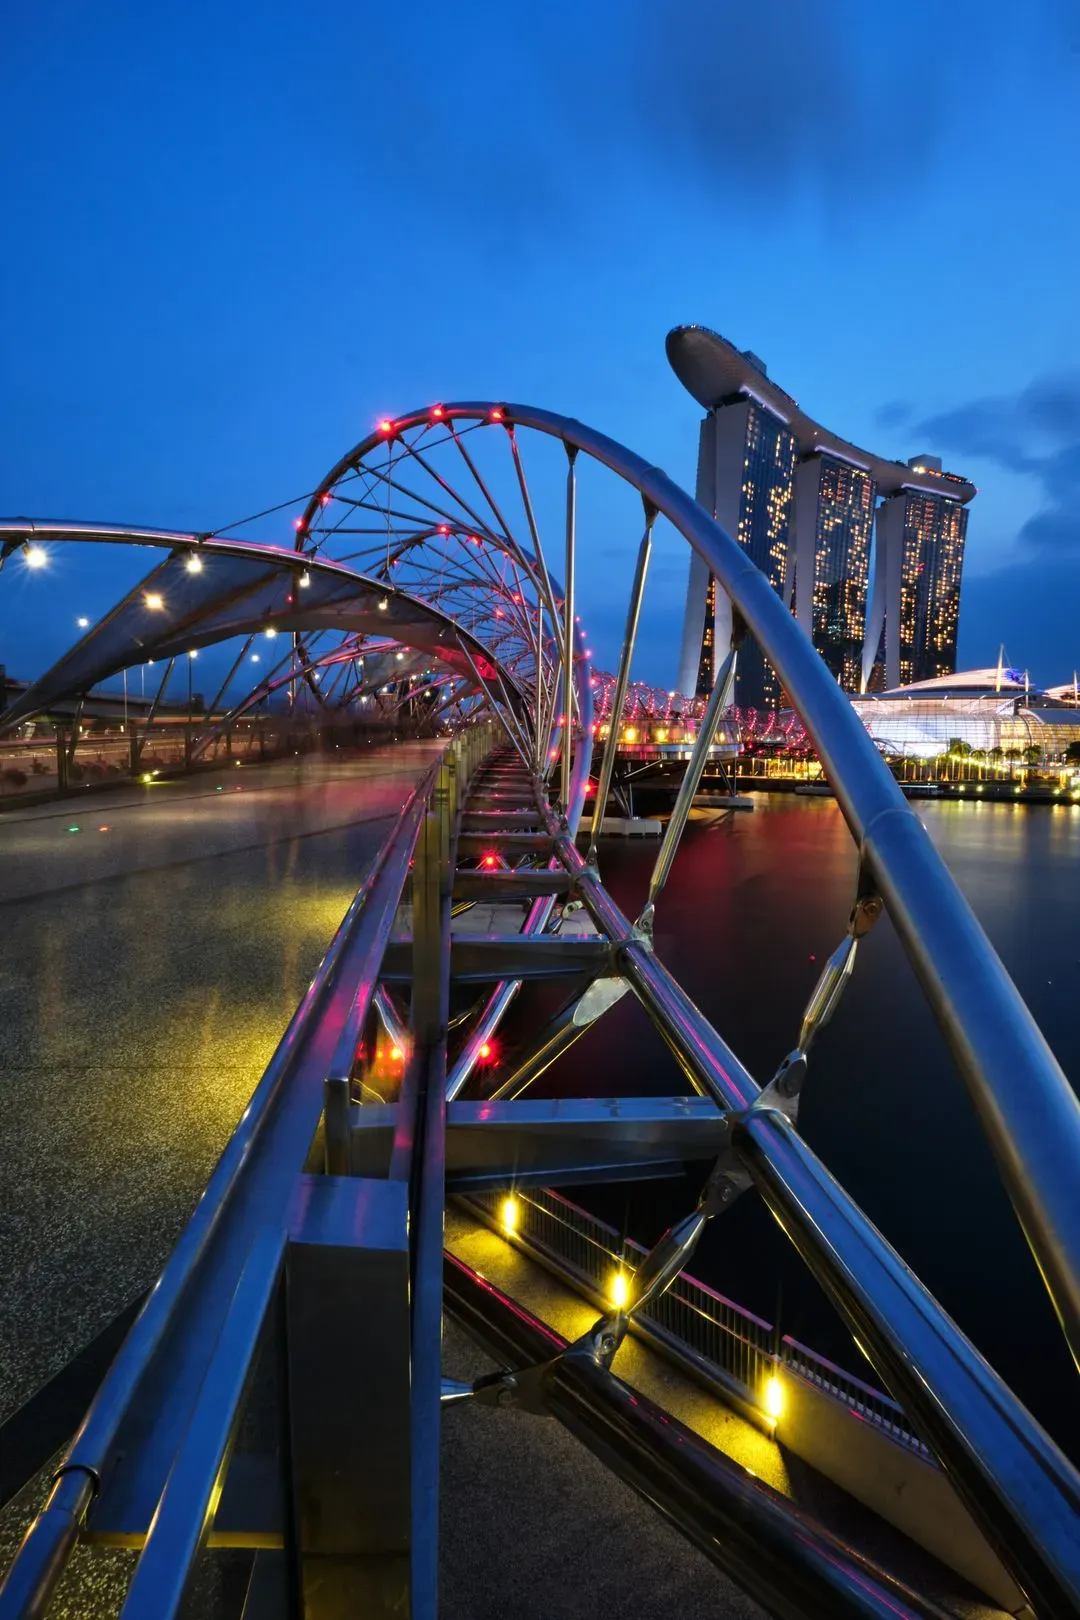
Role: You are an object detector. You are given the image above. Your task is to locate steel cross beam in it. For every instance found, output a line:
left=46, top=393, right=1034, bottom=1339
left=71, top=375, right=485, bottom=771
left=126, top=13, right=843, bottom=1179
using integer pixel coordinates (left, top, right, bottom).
left=339, top=1096, right=729, bottom=1188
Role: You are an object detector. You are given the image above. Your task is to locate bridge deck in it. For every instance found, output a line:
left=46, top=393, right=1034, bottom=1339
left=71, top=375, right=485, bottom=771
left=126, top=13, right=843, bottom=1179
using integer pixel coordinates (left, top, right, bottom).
left=0, top=748, right=1016, bottom=1616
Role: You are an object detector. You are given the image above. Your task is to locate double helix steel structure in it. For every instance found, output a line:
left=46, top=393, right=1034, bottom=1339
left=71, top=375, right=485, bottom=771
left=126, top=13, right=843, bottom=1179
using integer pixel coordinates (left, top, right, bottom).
left=2, top=402, right=1080, bottom=1618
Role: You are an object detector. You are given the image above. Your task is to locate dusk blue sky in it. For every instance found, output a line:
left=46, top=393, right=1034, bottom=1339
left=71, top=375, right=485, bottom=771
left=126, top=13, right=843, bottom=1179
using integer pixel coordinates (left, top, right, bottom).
left=3, top=0, right=1080, bottom=690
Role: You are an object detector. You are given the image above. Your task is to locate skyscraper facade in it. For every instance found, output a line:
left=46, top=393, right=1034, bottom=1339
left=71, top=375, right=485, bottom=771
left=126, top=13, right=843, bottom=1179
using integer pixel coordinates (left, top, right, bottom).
left=668, top=325, right=976, bottom=703
left=792, top=453, right=874, bottom=692
left=676, top=397, right=796, bottom=709
left=873, top=485, right=969, bottom=688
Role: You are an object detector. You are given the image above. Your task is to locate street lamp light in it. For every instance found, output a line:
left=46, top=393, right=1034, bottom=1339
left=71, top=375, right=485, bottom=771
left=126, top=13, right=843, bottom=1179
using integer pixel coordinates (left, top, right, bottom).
left=23, top=543, right=47, bottom=569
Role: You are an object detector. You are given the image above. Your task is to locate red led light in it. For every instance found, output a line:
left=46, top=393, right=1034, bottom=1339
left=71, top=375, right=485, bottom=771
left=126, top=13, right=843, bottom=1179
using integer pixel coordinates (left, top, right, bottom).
left=482, top=854, right=497, bottom=868
left=585, top=782, right=595, bottom=796
left=293, top=518, right=304, bottom=531
left=390, top=1045, right=403, bottom=1061
left=494, top=608, right=504, bottom=618
left=490, top=407, right=504, bottom=421
left=479, top=1042, right=493, bottom=1060
left=99, top=824, right=110, bottom=831
left=378, top=419, right=393, bottom=434
left=432, top=405, right=444, bottom=419
left=320, top=492, right=332, bottom=505
left=438, top=524, right=449, bottom=535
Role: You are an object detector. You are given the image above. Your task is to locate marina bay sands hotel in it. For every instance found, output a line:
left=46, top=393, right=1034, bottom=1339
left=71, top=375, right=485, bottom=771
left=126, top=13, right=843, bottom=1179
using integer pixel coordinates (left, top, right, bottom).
left=669, top=325, right=976, bottom=710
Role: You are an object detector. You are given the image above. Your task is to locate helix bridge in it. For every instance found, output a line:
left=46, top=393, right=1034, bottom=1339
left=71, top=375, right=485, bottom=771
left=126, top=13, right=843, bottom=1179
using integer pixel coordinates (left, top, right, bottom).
left=0, top=402, right=1079, bottom=1618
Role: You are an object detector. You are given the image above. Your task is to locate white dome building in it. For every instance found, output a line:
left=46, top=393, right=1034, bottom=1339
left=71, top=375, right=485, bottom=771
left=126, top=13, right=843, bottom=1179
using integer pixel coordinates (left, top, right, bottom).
left=851, top=668, right=1080, bottom=760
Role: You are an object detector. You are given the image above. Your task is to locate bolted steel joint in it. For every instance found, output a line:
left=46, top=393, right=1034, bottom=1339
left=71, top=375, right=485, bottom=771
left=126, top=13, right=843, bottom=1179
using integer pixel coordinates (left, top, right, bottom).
left=848, top=891, right=884, bottom=938
left=773, top=1049, right=807, bottom=1100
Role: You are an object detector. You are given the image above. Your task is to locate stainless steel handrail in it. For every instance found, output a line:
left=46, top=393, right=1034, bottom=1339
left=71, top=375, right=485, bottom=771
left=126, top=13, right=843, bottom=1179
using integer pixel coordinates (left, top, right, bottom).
left=0, top=759, right=443, bottom=1620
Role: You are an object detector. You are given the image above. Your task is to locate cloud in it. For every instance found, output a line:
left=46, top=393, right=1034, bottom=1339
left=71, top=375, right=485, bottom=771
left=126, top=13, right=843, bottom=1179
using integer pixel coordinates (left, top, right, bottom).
left=344, top=0, right=1080, bottom=245
left=914, top=375, right=1080, bottom=551
left=875, top=401, right=912, bottom=430
left=593, top=0, right=1080, bottom=215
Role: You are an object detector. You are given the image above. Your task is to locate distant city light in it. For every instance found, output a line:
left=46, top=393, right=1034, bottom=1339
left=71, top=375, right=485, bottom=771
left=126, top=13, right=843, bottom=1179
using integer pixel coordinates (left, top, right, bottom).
left=23, top=543, right=47, bottom=569
left=185, top=554, right=203, bottom=574
left=145, top=593, right=165, bottom=611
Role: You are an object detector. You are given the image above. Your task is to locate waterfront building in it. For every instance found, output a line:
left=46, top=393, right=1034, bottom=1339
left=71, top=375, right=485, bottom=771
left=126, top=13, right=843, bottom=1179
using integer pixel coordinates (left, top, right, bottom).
left=851, top=667, right=1080, bottom=758
left=873, top=470, right=969, bottom=688
left=792, top=452, right=874, bottom=690
left=667, top=326, right=976, bottom=703
left=676, top=397, right=797, bottom=709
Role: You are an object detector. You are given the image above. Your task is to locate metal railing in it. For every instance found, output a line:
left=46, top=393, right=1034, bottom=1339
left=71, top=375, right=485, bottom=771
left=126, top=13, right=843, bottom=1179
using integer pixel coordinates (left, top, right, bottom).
left=467, top=1186, right=928, bottom=1454
left=0, top=725, right=501, bottom=1620
left=3, top=395, right=1080, bottom=1618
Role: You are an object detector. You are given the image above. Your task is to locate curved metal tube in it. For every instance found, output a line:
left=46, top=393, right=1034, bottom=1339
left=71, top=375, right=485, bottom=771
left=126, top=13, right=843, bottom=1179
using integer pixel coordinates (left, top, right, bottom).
left=319, top=403, right=1080, bottom=1375
left=539, top=814, right=1080, bottom=1611
left=0, top=524, right=529, bottom=737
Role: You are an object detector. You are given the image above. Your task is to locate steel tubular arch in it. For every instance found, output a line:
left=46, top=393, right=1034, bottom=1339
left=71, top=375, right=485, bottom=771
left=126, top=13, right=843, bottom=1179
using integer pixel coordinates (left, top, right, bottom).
left=3, top=401, right=1080, bottom=1617
left=305, top=403, right=1080, bottom=1381
left=0, top=524, right=529, bottom=742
